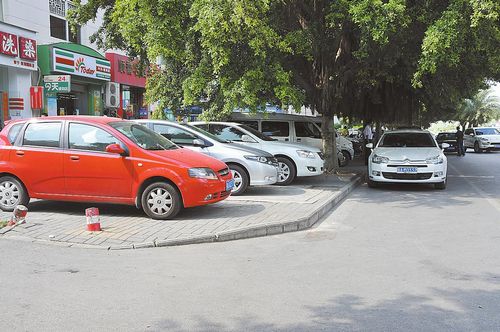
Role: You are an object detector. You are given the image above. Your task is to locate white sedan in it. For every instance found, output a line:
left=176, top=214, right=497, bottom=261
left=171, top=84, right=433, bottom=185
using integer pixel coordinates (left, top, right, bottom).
left=367, top=130, right=448, bottom=189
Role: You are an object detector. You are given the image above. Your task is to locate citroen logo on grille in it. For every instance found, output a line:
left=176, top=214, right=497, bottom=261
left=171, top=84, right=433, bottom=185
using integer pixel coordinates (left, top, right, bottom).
left=404, top=158, right=410, bottom=163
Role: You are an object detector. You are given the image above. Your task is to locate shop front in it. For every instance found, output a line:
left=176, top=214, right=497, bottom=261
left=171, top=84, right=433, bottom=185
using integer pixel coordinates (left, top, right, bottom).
left=105, top=52, right=148, bottom=119
left=0, top=22, right=38, bottom=124
left=38, top=42, right=110, bottom=116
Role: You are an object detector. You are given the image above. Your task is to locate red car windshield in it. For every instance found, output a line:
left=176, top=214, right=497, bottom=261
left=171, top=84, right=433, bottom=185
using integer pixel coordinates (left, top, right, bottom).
left=110, top=121, right=178, bottom=150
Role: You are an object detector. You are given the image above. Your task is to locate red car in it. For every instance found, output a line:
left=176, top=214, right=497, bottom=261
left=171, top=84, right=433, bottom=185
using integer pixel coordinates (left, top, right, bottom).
left=0, top=116, right=234, bottom=219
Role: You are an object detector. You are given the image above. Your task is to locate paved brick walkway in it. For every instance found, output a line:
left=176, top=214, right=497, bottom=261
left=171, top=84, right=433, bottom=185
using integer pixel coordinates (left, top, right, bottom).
left=0, top=164, right=363, bottom=249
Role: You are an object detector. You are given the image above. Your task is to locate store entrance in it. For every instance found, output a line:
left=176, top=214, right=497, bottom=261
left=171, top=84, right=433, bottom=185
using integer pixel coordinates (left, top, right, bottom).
left=57, top=83, right=88, bottom=115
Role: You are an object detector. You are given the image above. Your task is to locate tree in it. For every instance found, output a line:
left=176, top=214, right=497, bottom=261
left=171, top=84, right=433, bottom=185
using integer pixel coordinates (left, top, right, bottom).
left=455, top=89, right=500, bottom=128
left=70, top=0, right=500, bottom=172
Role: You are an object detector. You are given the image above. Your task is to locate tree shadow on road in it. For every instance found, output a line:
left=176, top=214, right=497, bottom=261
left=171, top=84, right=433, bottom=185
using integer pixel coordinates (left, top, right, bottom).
left=148, top=286, right=500, bottom=331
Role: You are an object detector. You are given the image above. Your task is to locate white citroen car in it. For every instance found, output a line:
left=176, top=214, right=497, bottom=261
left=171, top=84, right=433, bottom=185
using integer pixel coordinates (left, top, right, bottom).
left=191, top=121, right=324, bottom=185
left=367, top=130, right=448, bottom=189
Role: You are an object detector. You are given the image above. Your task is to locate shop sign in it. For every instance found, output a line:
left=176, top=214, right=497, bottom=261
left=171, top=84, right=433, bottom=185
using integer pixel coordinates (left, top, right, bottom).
left=105, top=52, right=146, bottom=88
left=0, top=28, right=37, bottom=70
left=44, top=75, right=71, bottom=93
left=53, top=48, right=111, bottom=81
left=30, top=86, right=44, bottom=109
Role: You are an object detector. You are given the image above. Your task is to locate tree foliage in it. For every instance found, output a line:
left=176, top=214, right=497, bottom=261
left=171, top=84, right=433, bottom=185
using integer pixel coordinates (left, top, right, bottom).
left=70, top=0, right=500, bottom=171
left=455, top=89, right=500, bottom=127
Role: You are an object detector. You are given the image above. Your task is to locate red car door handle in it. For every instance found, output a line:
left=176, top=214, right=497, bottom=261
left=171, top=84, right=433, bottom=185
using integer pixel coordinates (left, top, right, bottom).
left=70, top=156, right=80, bottom=161
left=16, top=151, right=24, bottom=156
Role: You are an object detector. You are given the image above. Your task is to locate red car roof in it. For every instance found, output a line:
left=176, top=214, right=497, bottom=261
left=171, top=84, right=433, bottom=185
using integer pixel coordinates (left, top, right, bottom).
left=7, top=116, right=125, bottom=125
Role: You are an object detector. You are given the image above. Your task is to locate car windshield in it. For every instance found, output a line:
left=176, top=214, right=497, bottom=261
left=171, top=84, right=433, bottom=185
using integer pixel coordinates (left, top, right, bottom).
left=238, top=124, right=275, bottom=141
left=379, top=132, right=437, bottom=148
left=476, top=128, right=500, bottom=135
left=181, top=123, right=228, bottom=143
left=110, top=121, right=178, bottom=150
left=437, top=133, right=456, bottom=140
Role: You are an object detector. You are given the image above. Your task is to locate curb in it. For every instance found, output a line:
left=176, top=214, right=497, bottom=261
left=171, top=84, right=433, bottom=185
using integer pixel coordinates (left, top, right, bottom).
left=106, top=173, right=364, bottom=250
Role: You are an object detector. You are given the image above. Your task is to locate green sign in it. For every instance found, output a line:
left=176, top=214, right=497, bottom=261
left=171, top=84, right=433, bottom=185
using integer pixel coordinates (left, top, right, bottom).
left=43, top=75, right=71, bottom=93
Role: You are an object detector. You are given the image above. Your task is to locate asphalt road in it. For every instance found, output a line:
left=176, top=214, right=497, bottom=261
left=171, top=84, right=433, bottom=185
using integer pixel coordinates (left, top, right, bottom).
left=1, top=152, right=499, bottom=332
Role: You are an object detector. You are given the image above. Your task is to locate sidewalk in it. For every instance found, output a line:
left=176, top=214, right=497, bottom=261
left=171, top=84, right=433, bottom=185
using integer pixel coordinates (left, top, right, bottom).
left=0, top=161, right=365, bottom=249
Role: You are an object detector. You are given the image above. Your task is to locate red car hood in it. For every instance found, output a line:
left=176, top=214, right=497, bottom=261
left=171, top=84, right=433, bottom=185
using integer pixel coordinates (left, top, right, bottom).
left=148, top=147, right=227, bottom=171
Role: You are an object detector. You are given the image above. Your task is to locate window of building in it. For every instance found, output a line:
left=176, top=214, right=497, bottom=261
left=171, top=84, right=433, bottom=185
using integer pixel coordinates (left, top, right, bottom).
left=50, top=15, right=67, bottom=40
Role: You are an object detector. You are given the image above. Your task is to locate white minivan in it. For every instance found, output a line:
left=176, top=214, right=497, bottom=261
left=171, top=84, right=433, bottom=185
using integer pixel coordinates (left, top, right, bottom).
left=229, top=112, right=354, bottom=166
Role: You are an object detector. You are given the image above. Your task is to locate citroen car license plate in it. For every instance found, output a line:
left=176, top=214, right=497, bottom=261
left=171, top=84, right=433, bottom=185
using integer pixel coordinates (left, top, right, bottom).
left=397, top=167, right=418, bottom=173
left=226, top=179, right=235, bottom=191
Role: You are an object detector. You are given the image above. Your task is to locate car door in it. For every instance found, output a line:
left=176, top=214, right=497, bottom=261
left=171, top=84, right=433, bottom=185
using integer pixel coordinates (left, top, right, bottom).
left=151, top=123, right=208, bottom=155
left=64, top=122, right=134, bottom=199
left=464, top=128, right=474, bottom=147
left=10, top=121, right=65, bottom=196
left=262, top=121, right=291, bottom=142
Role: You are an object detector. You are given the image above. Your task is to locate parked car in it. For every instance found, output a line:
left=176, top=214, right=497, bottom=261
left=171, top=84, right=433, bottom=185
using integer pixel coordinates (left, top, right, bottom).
left=190, top=121, right=325, bottom=185
left=367, top=129, right=448, bottom=189
left=0, top=116, right=234, bottom=219
left=135, top=120, right=278, bottom=195
left=229, top=112, right=355, bottom=166
left=464, top=127, right=500, bottom=152
left=435, top=132, right=458, bottom=153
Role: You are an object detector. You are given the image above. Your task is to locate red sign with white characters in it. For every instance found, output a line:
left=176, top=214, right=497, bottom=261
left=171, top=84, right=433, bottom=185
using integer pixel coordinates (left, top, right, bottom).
left=0, top=31, right=19, bottom=57
left=19, top=37, right=36, bottom=61
left=30, top=86, right=43, bottom=109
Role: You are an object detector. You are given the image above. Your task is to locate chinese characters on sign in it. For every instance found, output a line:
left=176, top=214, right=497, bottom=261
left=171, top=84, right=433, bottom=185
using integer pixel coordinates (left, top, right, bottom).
left=0, top=30, right=37, bottom=70
left=44, top=75, right=71, bottom=93
left=118, top=59, right=146, bottom=78
left=0, top=32, right=19, bottom=56
left=19, top=37, right=37, bottom=60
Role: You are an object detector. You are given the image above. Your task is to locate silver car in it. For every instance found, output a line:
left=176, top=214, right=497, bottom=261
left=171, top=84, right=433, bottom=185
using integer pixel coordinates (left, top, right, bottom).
left=136, top=120, right=278, bottom=195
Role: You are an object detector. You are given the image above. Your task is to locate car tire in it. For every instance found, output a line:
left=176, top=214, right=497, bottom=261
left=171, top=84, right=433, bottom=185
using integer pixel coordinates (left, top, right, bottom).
left=434, top=179, right=447, bottom=190
left=229, top=164, right=249, bottom=195
left=276, top=157, right=296, bottom=186
left=340, top=150, right=350, bottom=167
left=141, top=182, right=182, bottom=220
left=474, top=142, right=481, bottom=153
left=0, top=176, right=29, bottom=212
left=367, top=178, right=378, bottom=188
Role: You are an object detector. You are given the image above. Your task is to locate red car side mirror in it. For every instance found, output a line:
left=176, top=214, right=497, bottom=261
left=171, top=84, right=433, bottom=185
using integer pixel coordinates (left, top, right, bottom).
left=105, top=143, right=127, bottom=156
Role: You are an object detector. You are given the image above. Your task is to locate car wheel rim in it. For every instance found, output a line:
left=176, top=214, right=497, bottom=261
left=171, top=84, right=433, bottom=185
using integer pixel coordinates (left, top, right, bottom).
left=0, top=181, right=20, bottom=208
left=147, top=188, right=172, bottom=215
left=278, top=162, right=290, bottom=182
left=230, top=170, right=243, bottom=192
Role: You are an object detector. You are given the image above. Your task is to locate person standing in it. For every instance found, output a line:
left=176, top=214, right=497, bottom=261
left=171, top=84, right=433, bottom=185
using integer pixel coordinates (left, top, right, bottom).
left=363, top=120, right=374, bottom=165
left=456, top=126, right=465, bottom=156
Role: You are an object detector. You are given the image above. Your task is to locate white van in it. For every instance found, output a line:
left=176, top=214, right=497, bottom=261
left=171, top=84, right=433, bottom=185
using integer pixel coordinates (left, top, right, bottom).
left=229, top=112, right=355, bottom=165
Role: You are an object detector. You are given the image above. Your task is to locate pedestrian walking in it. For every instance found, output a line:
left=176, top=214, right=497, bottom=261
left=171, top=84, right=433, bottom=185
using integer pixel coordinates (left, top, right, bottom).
left=456, top=126, right=465, bottom=156
left=363, top=119, right=374, bottom=165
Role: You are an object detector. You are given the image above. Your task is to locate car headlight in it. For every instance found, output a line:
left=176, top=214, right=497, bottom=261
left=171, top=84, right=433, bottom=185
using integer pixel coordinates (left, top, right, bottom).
left=188, top=168, right=218, bottom=179
left=426, top=155, right=444, bottom=164
left=371, top=154, right=389, bottom=164
left=296, top=150, right=316, bottom=159
left=244, top=155, right=277, bottom=166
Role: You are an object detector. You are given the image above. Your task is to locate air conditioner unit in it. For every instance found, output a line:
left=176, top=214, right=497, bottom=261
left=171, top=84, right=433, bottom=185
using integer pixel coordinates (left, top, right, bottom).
left=105, top=82, right=120, bottom=108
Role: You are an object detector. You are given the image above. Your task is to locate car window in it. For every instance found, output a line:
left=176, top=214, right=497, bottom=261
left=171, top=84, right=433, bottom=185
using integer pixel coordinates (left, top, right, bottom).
left=208, top=124, right=244, bottom=142
left=7, top=123, right=23, bottom=144
left=262, top=121, right=289, bottom=137
left=195, top=123, right=209, bottom=131
left=475, top=128, right=499, bottom=135
left=238, top=124, right=275, bottom=141
left=69, top=123, right=121, bottom=152
left=464, top=129, right=474, bottom=135
left=110, top=121, right=177, bottom=150
left=238, top=121, right=259, bottom=130
left=437, top=133, right=456, bottom=140
left=182, top=123, right=228, bottom=143
left=153, top=124, right=198, bottom=145
left=295, top=122, right=321, bottom=138
left=379, top=133, right=437, bottom=148
left=23, top=122, right=61, bottom=148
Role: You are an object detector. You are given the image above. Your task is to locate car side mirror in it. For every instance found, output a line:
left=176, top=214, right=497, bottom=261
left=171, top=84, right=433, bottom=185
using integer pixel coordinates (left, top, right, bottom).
left=366, top=143, right=374, bottom=149
left=441, top=143, right=450, bottom=149
left=105, top=143, right=127, bottom=156
left=192, top=138, right=206, bottom=147
left=241, top=134, right=256, bottom=143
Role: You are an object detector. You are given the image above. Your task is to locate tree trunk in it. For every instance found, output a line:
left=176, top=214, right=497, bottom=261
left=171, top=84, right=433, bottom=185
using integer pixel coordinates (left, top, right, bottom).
left=321, top=113, right=338, bottom=174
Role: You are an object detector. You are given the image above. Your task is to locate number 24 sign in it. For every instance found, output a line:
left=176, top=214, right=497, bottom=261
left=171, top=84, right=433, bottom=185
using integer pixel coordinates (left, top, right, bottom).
left=43, top=75, right=71, bottom=93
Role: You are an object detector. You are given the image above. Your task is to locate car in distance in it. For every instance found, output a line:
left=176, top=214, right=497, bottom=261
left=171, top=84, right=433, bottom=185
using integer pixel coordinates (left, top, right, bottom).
left=135, top=120, right=278, bottom=195
left=464, top=127, right=500, bottom=152
left=0, top=116, right=233, bottom=220
left=367, top=130, right=448, bottom=189
left=435, top=132, right=458, bottom=153
left=191, top=121, right=324, bottom=185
